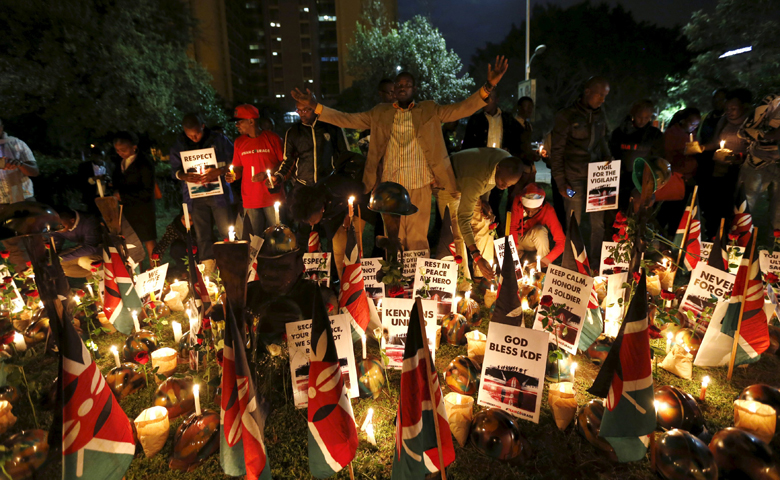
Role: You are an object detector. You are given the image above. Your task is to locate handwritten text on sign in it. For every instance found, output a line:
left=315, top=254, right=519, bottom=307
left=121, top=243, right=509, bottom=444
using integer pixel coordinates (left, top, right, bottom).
left=586, top=160, right=620, bottom=212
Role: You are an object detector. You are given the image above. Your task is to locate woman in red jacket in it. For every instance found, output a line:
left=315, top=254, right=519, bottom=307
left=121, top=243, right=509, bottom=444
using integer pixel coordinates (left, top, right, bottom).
left=509, top=183, right=565, bottom=269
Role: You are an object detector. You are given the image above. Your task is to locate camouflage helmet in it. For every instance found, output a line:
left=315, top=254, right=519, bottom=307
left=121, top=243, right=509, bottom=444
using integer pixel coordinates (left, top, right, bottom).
left=632, top=156, right=672, bottom=193
left=368, top=182, right=418, bottom=216
left=259, top=224, right=298, bottom=257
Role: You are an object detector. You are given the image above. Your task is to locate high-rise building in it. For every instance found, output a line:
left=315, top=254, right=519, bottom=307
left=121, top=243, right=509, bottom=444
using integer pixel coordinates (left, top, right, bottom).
left=186, top=0, right=397, bottom=105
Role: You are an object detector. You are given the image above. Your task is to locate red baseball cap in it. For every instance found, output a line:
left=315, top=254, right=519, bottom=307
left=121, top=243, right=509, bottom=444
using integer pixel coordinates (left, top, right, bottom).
left=232, top=104, right=259, bottom=120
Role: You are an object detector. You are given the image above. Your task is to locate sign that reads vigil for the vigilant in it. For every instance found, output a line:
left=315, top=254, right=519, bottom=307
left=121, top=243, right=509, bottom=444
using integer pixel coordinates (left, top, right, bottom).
left=181, top=147, right=224, bottom=199
left=477, top=322, right=549, bottom=423
left=381, top=298, right=438, bottom=369
left=533, top=264, right=594, bottom=355
left=285, top=314, right=358, bottom=409
left=585, top=160, right=620, bottom=212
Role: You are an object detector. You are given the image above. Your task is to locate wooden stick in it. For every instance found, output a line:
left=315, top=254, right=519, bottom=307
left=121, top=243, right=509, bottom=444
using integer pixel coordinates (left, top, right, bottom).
left=348, top=463, right=355, bottom=480
left=718, top=218, right=725, bottom=241
left=357, top=205, right=364, bottom=258
left=118, top=204, right=123, bottom=236
left=415, top=297, right=447, bottom=480
left=674, top=185, right=699, bottom=269
left=727, top=227, right=758, bottom=381
left=505, top=211, right=512, bottom=238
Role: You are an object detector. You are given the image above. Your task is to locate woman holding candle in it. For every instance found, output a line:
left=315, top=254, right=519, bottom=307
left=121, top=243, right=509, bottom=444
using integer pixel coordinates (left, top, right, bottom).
left=226, top=104, right=285, bottom=237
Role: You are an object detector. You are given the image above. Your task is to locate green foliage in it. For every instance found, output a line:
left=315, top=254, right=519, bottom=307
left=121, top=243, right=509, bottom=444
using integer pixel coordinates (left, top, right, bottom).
left=0, top=0, right=229, bottom=153
left=343, top=1, right=475, bottom=111
left=469, top=2, right=691, bottom=133
left=673, top=0, right=780, bottom=108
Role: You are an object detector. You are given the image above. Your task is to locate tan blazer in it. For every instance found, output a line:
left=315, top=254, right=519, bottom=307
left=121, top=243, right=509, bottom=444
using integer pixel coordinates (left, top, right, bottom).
left=318, top=90, right=487, bottom=193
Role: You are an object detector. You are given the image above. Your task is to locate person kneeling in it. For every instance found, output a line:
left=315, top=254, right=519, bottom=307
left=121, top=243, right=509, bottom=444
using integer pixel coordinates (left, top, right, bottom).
left=51, top=207, right=103, bottom=278
left=509, top=183, right=564, bottom=269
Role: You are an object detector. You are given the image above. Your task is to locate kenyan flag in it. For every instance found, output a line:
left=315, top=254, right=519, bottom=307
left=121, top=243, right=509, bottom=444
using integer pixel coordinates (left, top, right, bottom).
left=339, top=224, right=371, bottom=340
left=101, top=232, right=142, bottom=335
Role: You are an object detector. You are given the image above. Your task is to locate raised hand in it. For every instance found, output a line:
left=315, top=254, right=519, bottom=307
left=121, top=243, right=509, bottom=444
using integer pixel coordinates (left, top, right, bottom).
left=290, top=88, right=318, bottom=109
left=487, top=55, right=509, bottom=86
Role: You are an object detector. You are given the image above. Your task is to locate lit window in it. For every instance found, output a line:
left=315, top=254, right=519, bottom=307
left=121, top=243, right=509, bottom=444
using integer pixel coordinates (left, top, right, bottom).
left=320, top=56, right=338, bottom=62
left=272, top=52, right=278, bottom=56
left=308, top=79, right=314, bottom=83
left=270, top=22, right=280, bottom=27
left=284, top=112, right=300, bottom=123
left=249, top=44, right=260, bottom=50
left=303, top=7, right=309, bottom=12
left=318, top=15, right=336, bottom=21
left=276, top=37, right=282, bottom=42
left=250, top=58, right=261, bottom=64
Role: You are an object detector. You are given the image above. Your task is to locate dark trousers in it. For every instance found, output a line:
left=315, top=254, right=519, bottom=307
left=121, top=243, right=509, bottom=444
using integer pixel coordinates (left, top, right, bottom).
left=192, top=196, right=232, bottom=260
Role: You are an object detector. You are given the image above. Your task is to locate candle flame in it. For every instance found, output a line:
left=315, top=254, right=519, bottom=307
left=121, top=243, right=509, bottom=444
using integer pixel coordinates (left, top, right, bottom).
left=702, top=375, right=710, bottom=387
left=720, top=140, right=726, bottom=149
left=110, top=345, right=118, bottom=354
left=571, top=361, right=578, bottom=377
left=666, top=332, right=673, bottom=340
left=348, top=196, right=355, bottom=204
left=521, top=297, right=529, bottom=311
left=193, top=384, right=200, bottom=395
left=465, top=291, right=471, bottom=300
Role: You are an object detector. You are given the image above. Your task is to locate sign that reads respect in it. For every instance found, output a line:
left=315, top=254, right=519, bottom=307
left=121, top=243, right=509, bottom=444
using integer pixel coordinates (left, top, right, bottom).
left=303, top=252, right=332, bottom=287
left=181, top=147, right=224, bottom=199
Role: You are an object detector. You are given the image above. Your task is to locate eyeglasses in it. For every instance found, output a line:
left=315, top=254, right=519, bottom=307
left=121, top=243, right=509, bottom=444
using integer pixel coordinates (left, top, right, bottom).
left=296, top=108, right=313, bottom=114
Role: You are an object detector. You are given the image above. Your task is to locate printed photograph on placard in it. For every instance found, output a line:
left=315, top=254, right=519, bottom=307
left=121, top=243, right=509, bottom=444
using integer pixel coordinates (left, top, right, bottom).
left=599, top=241, right=629, bottom=276
left=412, top=257, right=457, bottom=321
left=679, top=263, right=734, bottom=333
left=532, top=264, right=593, bottom=354
left=181, top=147, right=224, bottom=198
left=303, top=252, right=332, bottom=287
left=481, top=367, right=541, bottom=414
left=585, top=160, right=620, bottom=212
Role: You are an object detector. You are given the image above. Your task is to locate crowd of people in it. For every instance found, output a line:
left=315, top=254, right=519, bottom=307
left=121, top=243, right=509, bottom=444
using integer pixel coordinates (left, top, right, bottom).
left=1, top=55, right=778, bottom=288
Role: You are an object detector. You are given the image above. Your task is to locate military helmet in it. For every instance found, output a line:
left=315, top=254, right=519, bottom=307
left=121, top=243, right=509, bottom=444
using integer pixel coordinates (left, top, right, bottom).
left=368, top=182, right=418, bottom=216
left=259, top=224, right=298, bottom=257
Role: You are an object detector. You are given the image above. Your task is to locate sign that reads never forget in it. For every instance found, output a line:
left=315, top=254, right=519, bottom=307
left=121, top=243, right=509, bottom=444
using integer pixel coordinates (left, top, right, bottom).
left=532, top=264, right=594, bottom=354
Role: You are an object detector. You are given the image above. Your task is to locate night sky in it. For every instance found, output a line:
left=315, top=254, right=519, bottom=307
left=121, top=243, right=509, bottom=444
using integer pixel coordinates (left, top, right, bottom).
left=398, top=0, right=718, bottom=70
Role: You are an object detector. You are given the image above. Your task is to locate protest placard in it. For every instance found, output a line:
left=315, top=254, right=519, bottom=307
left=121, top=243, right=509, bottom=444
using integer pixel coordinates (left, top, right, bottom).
left=381, top=297, right=437, bottom=369
left=181, top=147, right=223, bottom=199
left=412, top=257, right=457, bottom=320
left=246, top=234, right=264, bottom=282
left=303, top=252, right=332, bottom=287
left=361, top=257, right=385, bottom=300
left=700, top=242, right=713, bottom=262
left=532, top=265, right=593, bottom=354
left=759, top=250, right=780, bottom=276
left=493, top=235, right=522, bottom=280
left=603, top=272, right=628, bottom=338
left=586, top=160, right=620, bottom=212
left=477, top=322, right=548, bottom=423
left=285, top=314, right=358, bottom=408
left=134, top=263, right=168, bottom=299
left=680, top=263, right=735, bottom=333
left=599, top=241, right=629, bottom=275
left=402, top=249, right=429, bottom=279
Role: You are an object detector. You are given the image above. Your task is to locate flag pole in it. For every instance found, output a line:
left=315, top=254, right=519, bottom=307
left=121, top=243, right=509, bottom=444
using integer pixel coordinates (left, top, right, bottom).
left=727, top=227, right=758, bottom=381
left=718, top=218, right=725, bottom=241
left=415, top=297, right=448, bottom=480
left=674, top=185, right=699, bottom=269
left=357, top=205, right=364, bottom=257
left=348, top=463, right=355, bottom=480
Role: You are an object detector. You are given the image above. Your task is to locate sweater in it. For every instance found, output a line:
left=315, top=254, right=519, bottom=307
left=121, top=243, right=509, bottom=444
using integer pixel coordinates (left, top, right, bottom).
left=509, top=201, right=565, bottom=264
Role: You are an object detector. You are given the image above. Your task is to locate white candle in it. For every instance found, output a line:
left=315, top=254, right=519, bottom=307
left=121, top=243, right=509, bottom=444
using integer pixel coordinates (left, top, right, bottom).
left=110, top=345, right=120, bottom=368
left=172, top=321, right=182, bottom=343
left=537, top=255, right=541, bottom=271
left=182, top=203, right=190, bottom=231
left=132, top=310, right=140, bottom=333
left=12, top=332, right=26, bottom=352
left=193, top=384, right=201, bottom=416
left=665, top=289, right=673, bottom=308
left=274, top=201, right=281, bottom=225
left=361, top=408, right=376, bottom=445
left=700, top=375, right=710, bottom=401
left=86, top=284, right=94, bottom=298
left=97, top=179, right=104, bottom=198
left=361, top=333, right=366, bottom=360
left=251, top=166, right=255, bottom=181
left=229, top=165, right=234, bottom=174
left=266, top=169, right=273, bottom=188
left=228, top=226, right=235, bottom=242
left=666, top=332, right=673, bottom=352
left=689, top=133, right=694, bottom=142
left=719, top=140, right=726, bottom=150
left=570, top=361, right=577, bottom=379
left=348, top=196, right=355, bottom=218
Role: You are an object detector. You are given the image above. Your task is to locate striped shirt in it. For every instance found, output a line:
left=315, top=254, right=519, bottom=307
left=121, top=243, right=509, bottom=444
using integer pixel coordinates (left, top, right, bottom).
left=383, top=102, right=433, bottom=190
left=486, top=108, right=503, bottom=149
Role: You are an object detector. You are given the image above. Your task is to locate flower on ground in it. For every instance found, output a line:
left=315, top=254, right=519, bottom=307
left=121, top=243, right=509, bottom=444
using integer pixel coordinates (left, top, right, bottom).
left=134, top=351, right=149, bottom=365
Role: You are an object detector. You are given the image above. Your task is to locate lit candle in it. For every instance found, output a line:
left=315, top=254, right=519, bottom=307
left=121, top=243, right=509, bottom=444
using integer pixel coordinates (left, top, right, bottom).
left=666, top=332, right=673, bottom=353
left=465, top=291, right=471, bottom=301
left=661, top=258, right=669, bottom=269
left=699, top=376, right=710, bottom=401
left=193, top=384, right=201, bottom=416
left=521, top=297, right=530, bottom=311
left=490, top=284, right=495, bottom=292
left=361, top=408, right=376, bottom=446
left=491, top=143, right=497, bottom=148
left=97, top=179, right=104, bottom=197
left=182, top=203, right=190, bottom=231
left=251, top=166, right=255, bottom=182
left=720, top=140, right=726, bottom=150
left=665, top=289, right=673, bottom=308
left=132, top=310, right=140, bottom=333
left=559, top=383, right=566, bottom=393
left=172, top=321, right=182, bottom=343
left=73, top=295, right=81, bottom=305
left=229, top=164, right=234, bottom=174
left=266, top=169, right=273, bottom=188
left=228, top=226, right=235, bottom=242
left=110, top=345, right=120, bottom=368
left=274, top=201, right=281, bottom=225
left=361, top=333, right=367, bottom=360
left=86, top=284, right=94, bottom=298
left=689, top=133, right=694, bottom=142
left=529, top=268, right=536, bottom=283
left=537, top=255, right=541, bottom=271
left=570, top=361, right=578, bottom=379
left=12, top=332, right=26, bottom=352
left=348, top=196, right=355, bottom=218
left=734, top=399, right=776, bottom=444
left=539, top=143, right=544, bottom=154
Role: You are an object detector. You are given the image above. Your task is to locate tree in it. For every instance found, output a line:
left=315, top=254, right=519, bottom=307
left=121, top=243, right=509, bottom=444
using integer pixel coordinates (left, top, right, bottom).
left=342, top=1, right=474, bottom=111
left=469, top=1, right=691, bottom=135
left=672, top=0, right=780, bottom=109
left=0, top=0, right=228, bottom=153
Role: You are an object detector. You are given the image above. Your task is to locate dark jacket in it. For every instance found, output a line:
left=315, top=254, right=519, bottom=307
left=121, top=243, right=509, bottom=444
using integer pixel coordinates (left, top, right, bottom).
left=113, top=152, right=155, bottom=206
left=51, top=212, right=102, bottom=262
left=169, top=128, right=234, bottom=208
left=462, top=110, right=525, bottom=159
left=312, top=152, right=373, bottom=240
left=153, top=214, right=189, bottom=257
left=278, top=119, right=349, bottom=186
left=550, top=99, right=612, bottom=186
left=609, top=119, right=665, bottom=172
